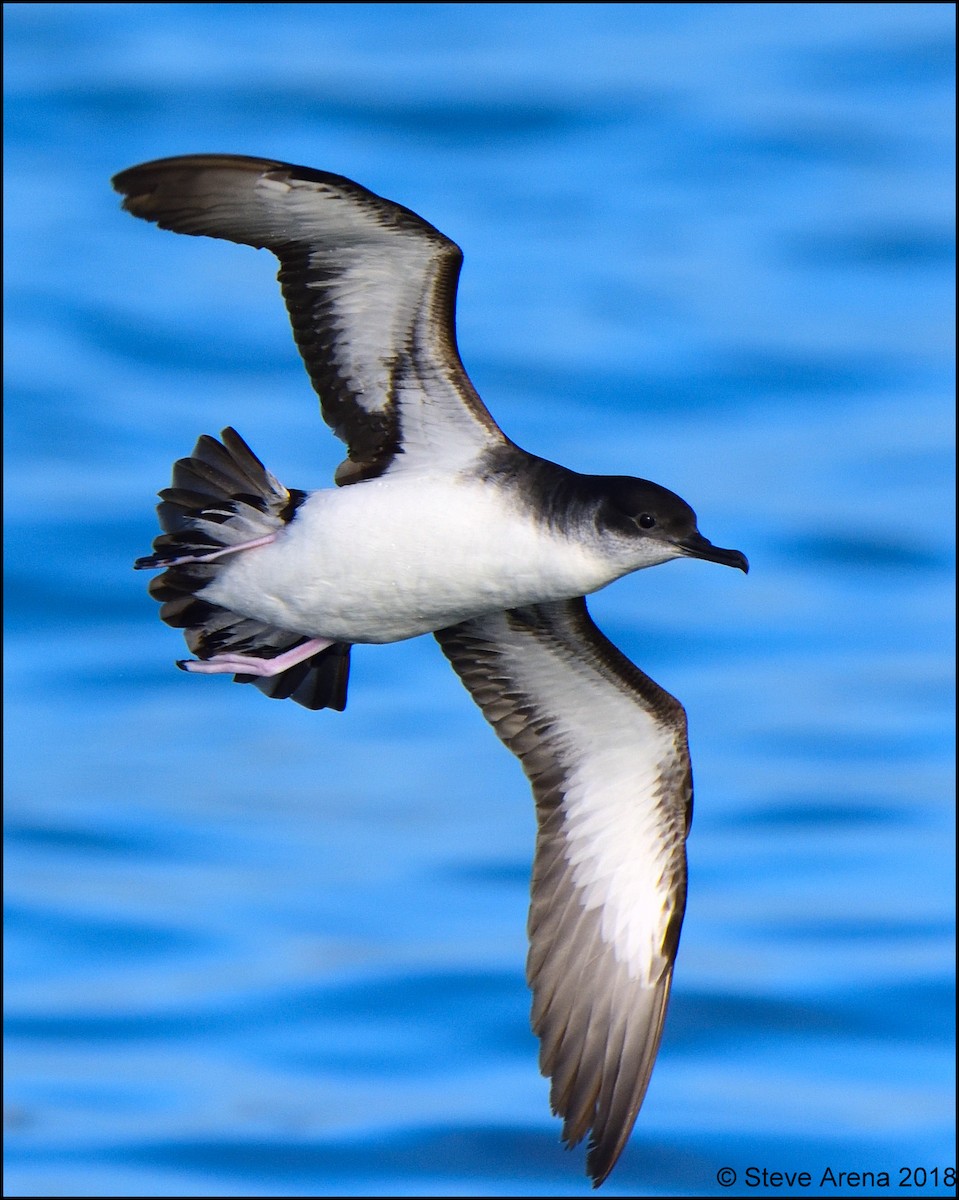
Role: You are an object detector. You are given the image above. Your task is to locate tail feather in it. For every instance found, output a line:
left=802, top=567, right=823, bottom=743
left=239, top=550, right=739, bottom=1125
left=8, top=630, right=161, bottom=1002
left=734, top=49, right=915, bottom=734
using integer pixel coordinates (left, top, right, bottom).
left=139, top=428, right=351, bottom=711
left=165, top=429, right=287, bottom=518
left=242, top=642, right=351, bottom=711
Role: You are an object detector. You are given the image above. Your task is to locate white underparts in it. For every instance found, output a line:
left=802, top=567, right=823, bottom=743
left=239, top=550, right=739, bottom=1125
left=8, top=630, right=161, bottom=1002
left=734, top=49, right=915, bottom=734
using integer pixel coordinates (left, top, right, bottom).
left=198, top=474, right=624, bottom=645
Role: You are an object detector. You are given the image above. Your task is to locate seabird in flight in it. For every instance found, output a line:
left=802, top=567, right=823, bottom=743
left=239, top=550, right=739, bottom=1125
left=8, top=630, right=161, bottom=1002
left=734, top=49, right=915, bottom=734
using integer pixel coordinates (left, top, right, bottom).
left=113, top=154, right=747, bottom=1187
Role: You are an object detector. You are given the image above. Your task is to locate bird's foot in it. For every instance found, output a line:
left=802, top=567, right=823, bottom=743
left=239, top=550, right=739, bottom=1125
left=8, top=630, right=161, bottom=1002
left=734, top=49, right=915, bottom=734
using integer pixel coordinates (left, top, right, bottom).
left=178, top=637, right=334, bottom=677
left=135, top=532, right=278, bottom=570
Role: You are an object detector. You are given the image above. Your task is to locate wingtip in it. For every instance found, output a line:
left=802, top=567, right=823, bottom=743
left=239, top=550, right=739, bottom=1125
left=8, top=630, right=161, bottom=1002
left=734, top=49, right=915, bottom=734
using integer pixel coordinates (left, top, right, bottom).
left=584, top=1139, right=619, bottom=1189
left=112, top=153, right=271, bottom=189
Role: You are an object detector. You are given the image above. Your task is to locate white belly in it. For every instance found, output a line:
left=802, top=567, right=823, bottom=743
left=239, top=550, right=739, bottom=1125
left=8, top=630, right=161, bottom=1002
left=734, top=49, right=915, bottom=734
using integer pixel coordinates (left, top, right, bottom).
left=199, top=474, right=614, bottom=643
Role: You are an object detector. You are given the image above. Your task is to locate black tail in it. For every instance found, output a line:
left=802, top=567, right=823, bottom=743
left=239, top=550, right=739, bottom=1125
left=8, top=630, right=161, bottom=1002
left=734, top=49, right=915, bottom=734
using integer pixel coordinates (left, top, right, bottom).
left=234, top=641, right=351, bottom=712
left=139, top=428, right=351, bottom=711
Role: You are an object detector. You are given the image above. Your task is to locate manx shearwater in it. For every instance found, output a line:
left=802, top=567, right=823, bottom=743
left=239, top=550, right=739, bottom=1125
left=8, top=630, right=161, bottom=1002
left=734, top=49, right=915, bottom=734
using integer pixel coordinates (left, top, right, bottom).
left=113, top=154, right=748, bottom=1186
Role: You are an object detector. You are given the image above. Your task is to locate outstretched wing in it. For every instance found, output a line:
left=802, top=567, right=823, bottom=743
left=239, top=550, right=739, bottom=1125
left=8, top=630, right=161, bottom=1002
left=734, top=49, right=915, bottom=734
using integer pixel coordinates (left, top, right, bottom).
left=435, top=598, right=692, bottom=1186
left=112, top=154, right=506, bottom=484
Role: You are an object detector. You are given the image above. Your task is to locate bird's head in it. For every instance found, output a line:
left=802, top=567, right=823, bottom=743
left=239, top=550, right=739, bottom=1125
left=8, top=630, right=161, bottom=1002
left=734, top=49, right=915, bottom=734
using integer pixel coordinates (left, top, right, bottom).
left=595, top=475, right=749, bottom=576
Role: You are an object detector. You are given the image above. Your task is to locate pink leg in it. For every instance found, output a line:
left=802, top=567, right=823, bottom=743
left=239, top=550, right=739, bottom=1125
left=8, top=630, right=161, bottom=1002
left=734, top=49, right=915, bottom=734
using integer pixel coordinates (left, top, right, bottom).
left=178, top=637, right=334, bottom=678
left=135, top=533, right=277, bottom=571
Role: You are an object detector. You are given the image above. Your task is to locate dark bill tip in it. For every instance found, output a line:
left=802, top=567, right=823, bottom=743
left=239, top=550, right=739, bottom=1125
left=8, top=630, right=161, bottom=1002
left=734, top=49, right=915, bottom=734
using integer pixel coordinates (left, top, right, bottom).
left=680, top=533, right=749, bottom=573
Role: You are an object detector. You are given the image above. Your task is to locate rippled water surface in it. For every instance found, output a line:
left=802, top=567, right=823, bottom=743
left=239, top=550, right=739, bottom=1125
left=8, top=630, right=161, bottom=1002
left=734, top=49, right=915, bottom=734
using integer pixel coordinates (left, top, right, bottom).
left=4, top=4, right=955, bottom=1196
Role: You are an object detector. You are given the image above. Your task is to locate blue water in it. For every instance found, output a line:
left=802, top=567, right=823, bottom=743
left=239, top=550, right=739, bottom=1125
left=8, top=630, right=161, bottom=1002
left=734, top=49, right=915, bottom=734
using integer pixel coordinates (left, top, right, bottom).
left=4, top=4, right=955, bottom=1196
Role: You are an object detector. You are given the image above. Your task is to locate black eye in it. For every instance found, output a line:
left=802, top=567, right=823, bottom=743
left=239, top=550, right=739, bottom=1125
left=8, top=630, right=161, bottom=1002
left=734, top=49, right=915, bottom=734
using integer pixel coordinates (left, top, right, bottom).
left=638, top=513, right=656, bottom=529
